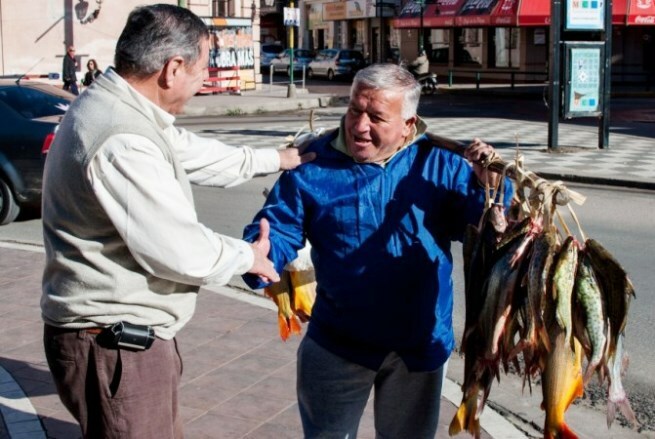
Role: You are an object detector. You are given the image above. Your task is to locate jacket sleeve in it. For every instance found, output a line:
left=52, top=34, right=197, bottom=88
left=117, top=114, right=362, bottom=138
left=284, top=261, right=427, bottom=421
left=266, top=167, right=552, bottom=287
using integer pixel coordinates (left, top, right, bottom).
left=242, top=170, right=307, bottom=289
left=438, top=149, right=514, bottom=242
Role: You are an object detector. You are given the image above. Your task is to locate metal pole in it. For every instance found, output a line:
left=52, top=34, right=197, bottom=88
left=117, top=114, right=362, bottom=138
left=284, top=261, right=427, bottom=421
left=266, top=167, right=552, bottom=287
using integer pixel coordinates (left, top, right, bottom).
left=548, top=0, right=562, bottom=151
left=419, top=0, right=424, bottom=52
left=599, top=0, right=612, bottom=149
left=287, top=0, right=297, bottom=98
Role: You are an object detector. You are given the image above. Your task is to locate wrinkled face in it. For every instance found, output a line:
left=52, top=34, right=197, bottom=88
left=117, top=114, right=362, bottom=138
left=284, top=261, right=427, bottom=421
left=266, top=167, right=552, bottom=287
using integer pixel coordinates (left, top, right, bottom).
left=344, top=85, right=415, bottom=163
left=167, top=37, right=210, bottom=114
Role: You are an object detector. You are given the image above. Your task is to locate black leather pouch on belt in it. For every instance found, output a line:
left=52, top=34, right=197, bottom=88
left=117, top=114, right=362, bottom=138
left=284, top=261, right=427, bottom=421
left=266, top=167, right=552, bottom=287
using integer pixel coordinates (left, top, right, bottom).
left=99, top=321, right=155, bottom=351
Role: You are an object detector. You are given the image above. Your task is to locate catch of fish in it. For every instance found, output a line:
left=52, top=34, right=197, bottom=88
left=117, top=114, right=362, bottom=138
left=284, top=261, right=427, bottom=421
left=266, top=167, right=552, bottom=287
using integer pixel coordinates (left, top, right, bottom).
left=449, top=154, right=638, bottom=439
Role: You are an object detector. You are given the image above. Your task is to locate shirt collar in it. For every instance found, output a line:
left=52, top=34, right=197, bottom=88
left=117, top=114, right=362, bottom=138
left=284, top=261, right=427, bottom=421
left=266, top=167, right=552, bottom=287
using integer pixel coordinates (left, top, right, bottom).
left=103, top=68, right=176, bottom=130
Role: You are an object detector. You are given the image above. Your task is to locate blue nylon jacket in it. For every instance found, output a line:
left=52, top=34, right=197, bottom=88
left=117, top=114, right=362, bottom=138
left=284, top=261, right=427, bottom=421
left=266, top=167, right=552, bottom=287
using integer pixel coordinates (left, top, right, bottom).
left=243, top=129, right=513, bottom=372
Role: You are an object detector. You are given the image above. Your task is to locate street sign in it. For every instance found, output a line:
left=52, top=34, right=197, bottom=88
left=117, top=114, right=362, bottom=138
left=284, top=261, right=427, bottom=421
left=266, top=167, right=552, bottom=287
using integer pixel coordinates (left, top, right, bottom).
left=283, top=7, right=300, bottom=26
left=565, top=0, right=605, bottom=30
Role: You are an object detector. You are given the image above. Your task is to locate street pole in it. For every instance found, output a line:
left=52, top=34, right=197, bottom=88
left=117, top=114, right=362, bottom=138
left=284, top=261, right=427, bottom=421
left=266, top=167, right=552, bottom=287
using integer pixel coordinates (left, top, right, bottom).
left=418, top=0, right=425, bottom=52
left=548, top=0, right=562, bottom=151
left=599, top=0, right=612, bottom=149
left=287, top=0, right=297, bottom=98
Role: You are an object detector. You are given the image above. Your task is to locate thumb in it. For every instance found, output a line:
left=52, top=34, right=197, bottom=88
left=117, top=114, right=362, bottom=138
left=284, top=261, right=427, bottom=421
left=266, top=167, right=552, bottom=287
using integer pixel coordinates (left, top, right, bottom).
left=258, top=218, right=270, bottom=243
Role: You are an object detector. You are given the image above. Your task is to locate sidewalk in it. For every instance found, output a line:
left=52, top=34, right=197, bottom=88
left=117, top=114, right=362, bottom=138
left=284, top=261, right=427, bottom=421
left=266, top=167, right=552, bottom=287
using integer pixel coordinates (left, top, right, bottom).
left=1, top=84, right=653, bottom=439
left=0, top=244, right=510, bottom=439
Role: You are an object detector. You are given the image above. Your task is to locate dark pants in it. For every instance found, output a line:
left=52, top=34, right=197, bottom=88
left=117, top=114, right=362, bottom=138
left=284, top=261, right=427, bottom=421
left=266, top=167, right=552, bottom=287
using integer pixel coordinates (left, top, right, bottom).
left=63, top=80, right=79, bottom=96
left=43, top=324, right=183, bottom=439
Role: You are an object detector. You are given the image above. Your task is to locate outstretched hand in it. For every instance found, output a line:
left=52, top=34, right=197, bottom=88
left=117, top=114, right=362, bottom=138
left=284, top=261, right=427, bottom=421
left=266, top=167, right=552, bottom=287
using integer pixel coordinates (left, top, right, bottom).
left=278, top=146, right=316, bottom=170
left=248, top=218, right=280, bottom=284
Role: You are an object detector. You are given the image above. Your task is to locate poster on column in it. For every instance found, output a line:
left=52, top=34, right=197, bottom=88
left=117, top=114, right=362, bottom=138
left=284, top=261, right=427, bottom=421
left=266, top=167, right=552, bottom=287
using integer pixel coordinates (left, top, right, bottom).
left=565, top=0, right=605, bottom=30
left=563, top=42, right=603, bottom=118
left=284, top=7, right=300, bottom=26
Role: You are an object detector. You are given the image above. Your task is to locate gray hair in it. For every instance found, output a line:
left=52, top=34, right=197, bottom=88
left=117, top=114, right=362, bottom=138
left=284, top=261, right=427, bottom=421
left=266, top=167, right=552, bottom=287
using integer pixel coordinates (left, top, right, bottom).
left=114, top=4, right=209, bottom=78
left=351, top=63, right=421, bottom=119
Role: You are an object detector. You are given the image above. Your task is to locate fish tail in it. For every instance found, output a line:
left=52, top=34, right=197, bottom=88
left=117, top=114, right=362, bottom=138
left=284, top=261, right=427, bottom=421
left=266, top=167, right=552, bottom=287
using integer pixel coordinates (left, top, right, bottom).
left=583, top=361, right=600, bottom=386
left=277, top=315, right=302, bottom=341
left=607, top=396, right=638, bottom=429
left=544, top=422, right=579, bottom=439
left=449, top=397, right=481, bottom=439
left=277, top=315, right=291, bottom=341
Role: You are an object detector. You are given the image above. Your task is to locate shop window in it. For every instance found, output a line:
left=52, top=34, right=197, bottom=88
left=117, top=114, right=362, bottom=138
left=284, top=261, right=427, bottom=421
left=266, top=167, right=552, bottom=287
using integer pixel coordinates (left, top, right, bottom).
left=428, top=29, right=450, bottom=64
left=213, top=0, right=232, bottom=17
left=493, top=27, right=520, bottom=68
left=455, top=28, right=482, bottom=66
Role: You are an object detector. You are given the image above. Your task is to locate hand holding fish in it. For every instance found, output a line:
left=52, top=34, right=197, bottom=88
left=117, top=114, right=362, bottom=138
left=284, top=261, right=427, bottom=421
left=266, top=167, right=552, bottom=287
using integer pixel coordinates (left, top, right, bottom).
left=464, top=138, right=502, bottom=189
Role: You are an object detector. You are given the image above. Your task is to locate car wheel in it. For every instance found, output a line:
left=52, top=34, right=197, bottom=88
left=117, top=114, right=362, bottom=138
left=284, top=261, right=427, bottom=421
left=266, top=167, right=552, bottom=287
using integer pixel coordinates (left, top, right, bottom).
left=327, top=69, right=335, bottom=81
left=0, top=178, right=20, bottom=226
left=307, top=68, right=314, bottom=79
left=287, top=67, right=292, bottom=77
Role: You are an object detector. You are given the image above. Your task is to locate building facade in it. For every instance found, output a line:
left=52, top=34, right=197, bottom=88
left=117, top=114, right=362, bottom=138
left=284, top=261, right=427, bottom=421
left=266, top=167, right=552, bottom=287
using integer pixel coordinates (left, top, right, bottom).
left=0, top=0, right=260, bottom=90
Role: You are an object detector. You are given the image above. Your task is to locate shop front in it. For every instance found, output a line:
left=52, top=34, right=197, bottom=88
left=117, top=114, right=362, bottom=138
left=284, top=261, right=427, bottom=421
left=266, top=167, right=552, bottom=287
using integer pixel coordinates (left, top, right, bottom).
left=393, top=0, right=655, bottom=86
left=205, top=17, right=257, bottom=91
left=315, top=0, right=398, bottom=63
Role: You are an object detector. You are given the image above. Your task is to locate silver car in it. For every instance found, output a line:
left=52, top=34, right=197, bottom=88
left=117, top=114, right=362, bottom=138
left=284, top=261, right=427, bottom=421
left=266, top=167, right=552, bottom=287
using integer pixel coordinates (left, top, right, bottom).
left=260, top=43, right=285, bottom=72
left=270, top=49, right=314, bottom=76
left=307, top=49, right=366, bottom=80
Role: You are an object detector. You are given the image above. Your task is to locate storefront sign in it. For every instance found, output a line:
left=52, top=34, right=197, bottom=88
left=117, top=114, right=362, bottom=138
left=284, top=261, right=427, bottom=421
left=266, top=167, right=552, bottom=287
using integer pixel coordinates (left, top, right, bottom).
left=208, top=26, right=255, bottom=69
left=566, top=0, right=605, bottom=30
left=628, top=0, right=655, bottom=24
left=324, top=2, right=347, bottom=20
left=308, top=3, right=326, bottom=29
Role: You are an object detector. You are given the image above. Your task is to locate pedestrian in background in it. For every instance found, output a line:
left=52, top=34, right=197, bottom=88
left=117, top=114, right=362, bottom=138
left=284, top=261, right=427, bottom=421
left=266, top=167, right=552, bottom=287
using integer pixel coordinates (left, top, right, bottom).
left=41, top=4, right=314, bottom=438
left=243, top=63, right=512, bottom=438
left=82, top=58, right=101, bottom=87
left=62, top=45, right=79, bottom=95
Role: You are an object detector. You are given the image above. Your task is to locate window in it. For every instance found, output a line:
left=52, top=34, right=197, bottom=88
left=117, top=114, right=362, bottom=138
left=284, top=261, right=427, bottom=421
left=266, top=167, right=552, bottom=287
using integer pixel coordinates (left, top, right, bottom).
left=493, top=27, right=520, bottom=68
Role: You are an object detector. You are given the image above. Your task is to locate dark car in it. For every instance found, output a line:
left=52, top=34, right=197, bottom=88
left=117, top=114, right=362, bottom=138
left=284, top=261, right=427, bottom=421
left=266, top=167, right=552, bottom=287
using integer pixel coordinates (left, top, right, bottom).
left=270, top=48, right=315, bottom=76
left=307, top=49, right=366, bottom=80
left=0, top=78, right=73, bottom=225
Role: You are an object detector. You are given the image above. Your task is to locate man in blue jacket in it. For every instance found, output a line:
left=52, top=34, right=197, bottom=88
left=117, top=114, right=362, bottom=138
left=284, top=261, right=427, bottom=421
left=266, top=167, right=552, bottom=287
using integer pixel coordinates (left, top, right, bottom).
left=243, top=63, right=512, bottom=438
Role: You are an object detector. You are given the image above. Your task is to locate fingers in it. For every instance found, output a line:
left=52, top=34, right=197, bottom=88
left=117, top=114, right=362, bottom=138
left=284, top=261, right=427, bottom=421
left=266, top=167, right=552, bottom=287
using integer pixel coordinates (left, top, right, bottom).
left=278, top=148, right=316, bottom=170
left=465, top=138, right=500, bottom=164
left=300, top=151, right=317, bottom=164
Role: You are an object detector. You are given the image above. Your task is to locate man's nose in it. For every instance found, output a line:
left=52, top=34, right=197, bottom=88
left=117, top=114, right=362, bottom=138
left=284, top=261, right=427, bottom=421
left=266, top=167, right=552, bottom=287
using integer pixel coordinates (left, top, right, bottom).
left=353, top=114, right=370, bottom=132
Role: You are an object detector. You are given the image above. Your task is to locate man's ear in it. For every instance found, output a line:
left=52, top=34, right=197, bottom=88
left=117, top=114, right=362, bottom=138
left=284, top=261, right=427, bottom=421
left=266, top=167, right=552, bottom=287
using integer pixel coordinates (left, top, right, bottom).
left=161, top=56, right=185, bottom=88
left=403, top=115, right=417, bottom=135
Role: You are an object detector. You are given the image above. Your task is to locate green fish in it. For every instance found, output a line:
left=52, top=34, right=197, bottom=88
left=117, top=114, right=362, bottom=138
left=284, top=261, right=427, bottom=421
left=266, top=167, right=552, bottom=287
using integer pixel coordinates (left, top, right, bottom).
left=574, top=254, right=608, bottom=384
left=552, top=236, right=579, bottom=347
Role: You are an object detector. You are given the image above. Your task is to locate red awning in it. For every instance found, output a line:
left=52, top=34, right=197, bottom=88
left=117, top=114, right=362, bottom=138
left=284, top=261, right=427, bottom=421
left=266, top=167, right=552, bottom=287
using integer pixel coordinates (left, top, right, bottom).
left=393, top=0, right=640, bottom=28
left=514, top=0, right=550, bottom=26
left=423, top=0, right=467, bottom=27
left=627, top=0, right=655, bottom=25
left=491, top=0, right=519, bottom=26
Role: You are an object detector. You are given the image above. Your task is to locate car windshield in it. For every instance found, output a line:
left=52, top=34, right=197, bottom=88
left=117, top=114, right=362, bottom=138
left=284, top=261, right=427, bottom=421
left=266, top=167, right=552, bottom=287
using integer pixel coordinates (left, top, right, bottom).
left=263, top=45, right=285, bottom=55
left=0, top=84, right=70, bottom=119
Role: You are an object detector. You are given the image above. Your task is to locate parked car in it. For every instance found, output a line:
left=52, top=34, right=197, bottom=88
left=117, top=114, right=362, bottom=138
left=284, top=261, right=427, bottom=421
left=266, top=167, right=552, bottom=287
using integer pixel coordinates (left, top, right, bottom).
left=270, top=48, right=314, bottom=76
left=0, top=78, right=73, bottom=225
left=307, top=49, right=366, bottom=80
left=260, top=43, right=285, bottom=72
